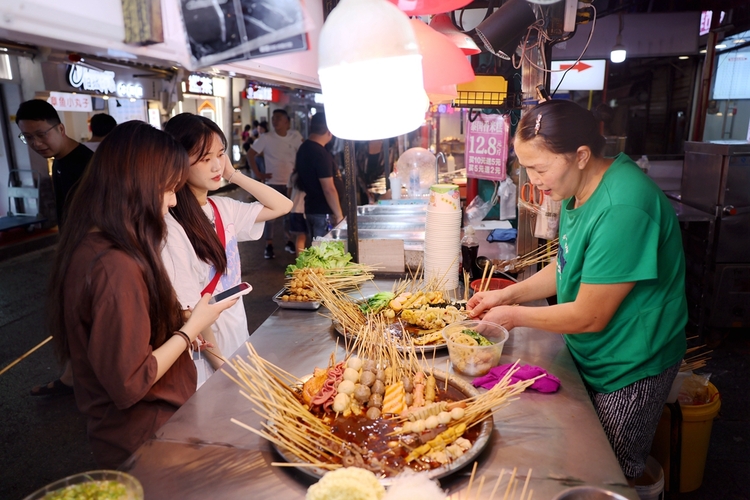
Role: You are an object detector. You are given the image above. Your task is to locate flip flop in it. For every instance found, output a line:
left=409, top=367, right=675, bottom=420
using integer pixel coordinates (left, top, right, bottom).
left=29, top=378, right=74, bottom=397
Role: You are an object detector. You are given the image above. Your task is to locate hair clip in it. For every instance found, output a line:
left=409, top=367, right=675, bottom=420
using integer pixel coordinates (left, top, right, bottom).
left=534, top=113, right=542, bottom=135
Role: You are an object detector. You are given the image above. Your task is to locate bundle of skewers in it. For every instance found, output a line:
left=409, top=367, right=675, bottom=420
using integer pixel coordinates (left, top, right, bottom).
left=681, top=341, right=712, bottom=372
left=225, top=327, right=538, bottom=478
left=281, top=265, right=377, bottom=302
left=448, top=462, right=535, bottom=500
left=494, top=239, right=558, bottom=273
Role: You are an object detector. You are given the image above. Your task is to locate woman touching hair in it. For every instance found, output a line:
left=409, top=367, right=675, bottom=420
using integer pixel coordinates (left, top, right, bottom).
left=161, top=113, right=292, bottom=385
left=48, top=121, right=237, bottom=468
left=467, top=100, right=686, bottom=483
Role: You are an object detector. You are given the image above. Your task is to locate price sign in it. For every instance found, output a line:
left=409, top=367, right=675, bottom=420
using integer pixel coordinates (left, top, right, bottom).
left=464, top=113, right=509, bottom=181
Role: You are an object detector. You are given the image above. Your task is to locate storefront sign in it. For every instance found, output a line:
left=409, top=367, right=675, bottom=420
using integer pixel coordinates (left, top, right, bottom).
left=48, top=91, right=93, bottom=112
left=464, top=113, right=509, bottom=182
left=67, top=64, right=144, bottom=99
left=187, top=74, right=214, bottom=95
left=67, top=64, right=116, bottom=94
left=549, top=60, right=606, bottom=91
left=245, top=86, right=279, bottom=102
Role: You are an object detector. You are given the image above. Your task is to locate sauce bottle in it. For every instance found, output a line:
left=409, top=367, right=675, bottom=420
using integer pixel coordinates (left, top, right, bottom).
left=460, top=226, right=479, bottom=279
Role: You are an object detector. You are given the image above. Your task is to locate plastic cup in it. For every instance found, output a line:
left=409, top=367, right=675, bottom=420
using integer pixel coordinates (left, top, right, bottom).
left=22, top=470, right=143, bottom=500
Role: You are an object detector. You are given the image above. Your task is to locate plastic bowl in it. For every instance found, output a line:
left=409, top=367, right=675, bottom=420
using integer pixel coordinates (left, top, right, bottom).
left=470, top=278, right=514, bottom=294
left=22, top=470, right=143, bottom=500
left=442, top=320, right=509, bottom=376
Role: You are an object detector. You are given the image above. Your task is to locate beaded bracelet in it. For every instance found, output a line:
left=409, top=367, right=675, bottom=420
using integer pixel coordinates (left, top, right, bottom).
left=173, top=330, right=192, bottom=352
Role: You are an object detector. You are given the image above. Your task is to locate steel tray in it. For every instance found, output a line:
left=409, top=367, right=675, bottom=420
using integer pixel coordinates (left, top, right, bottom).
left=272, top=288, right=321, bottom=310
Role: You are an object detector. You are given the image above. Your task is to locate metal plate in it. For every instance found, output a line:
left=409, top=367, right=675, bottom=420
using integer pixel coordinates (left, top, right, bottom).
left=270, top=369, right=493, bottom=485
left=332, top=319, right=447, bottom=353
left=272, top=288, right=321, bottom=310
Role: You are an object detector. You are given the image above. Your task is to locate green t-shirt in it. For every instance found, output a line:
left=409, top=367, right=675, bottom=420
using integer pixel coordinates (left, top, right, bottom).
left=556, top=153, right=687, bottom=393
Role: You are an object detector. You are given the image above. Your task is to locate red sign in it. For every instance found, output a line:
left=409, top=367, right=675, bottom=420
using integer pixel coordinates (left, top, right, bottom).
left=464, top=113, right=509, bottom=181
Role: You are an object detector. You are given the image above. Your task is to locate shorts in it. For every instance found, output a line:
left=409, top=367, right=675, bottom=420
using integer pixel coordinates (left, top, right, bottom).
left=586, top=360, right=681, bottom=478
left=290, top=213, right=307, bottom=234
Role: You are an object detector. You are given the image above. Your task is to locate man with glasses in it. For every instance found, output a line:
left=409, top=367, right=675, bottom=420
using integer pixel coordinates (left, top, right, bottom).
left=16, top=99, right=94, bottom=397
left=16, top=99, right=94, bottom=230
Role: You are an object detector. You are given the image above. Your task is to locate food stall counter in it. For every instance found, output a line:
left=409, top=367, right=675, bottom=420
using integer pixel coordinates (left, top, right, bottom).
left=123, top=282, right=637, bottom=499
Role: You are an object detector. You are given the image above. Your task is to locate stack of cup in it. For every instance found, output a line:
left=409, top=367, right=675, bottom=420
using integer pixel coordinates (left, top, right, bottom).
left=424, top=184, right=462, bottom=289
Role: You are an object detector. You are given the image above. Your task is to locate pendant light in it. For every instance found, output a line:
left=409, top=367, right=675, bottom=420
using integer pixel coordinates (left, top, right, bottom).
left=387, top=0, right=472, bottom=16
left=610, top=12, right=627, bottom=63
left=409, top=19, right=474, bottom=104
left=318, top=0, right=428, bottom=140
left=429, top=13, right=481, bottom=55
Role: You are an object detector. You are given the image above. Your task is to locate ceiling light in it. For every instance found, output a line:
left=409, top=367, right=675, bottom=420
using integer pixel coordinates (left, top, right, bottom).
left=410, top=19, right=474, bottom=104
left=734, top=39, right=746, bottom=44
left=386, top=0, right=471, bottom=15
left=610, top=12, right=627, bottom=63
left=429, top=13, right=480, bottom=55
left=318, top=0, right=427, bottom=140
left=679, top=56, right=689, bottom=60
left=715, top=44, right=727, bottom=49
left=700, top=49, right=707, bottom=54
left=475, top=0, right=536, bottom=60
left=102, top=95, right=109, bottom=100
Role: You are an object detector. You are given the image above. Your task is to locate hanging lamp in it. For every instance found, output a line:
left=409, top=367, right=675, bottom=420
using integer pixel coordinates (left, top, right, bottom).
left=610, top=12, right=627, bottom=63
left=386, top=0, right=472, bottom=15
left=410, top=19, right=474, bottom=104
left=318, top=0, right=427, bottom=140
left=429, top=13, right=481, bottom=55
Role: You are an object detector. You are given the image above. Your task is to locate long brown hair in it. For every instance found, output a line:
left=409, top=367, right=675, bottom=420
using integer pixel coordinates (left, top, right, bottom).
left=164, top=113, right=227, bottom=275
left=516, top=100, right=606, bottom=157
left=48, top=121, right=189, bottom=362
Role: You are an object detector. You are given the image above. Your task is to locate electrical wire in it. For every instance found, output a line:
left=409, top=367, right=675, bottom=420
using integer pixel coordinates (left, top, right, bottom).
left=551, top=4, right=598, bottom=96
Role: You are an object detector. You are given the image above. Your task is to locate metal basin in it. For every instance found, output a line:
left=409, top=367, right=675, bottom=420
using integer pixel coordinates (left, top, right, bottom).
left=551, top=486, right=629, bottom=500
left=357, top=204, right=427, bottom=216
left=326, top=227, right=424, bottom=243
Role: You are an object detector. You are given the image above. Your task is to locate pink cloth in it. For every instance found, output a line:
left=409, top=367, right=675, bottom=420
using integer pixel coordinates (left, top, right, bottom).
left=472, top=364, right=561, bottom=393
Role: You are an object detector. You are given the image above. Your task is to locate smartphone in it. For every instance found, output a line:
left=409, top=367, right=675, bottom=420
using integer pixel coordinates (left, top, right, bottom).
left=209, top=282, right=252, bottom=304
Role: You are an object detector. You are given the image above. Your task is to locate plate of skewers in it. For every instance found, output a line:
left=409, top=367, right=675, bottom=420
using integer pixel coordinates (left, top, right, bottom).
left=226, top=338, right=536, bottom=485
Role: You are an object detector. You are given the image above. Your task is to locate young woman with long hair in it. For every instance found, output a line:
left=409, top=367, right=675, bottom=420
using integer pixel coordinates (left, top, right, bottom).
left=161, top=113, right=292, bottom=384
left=48, top=121, right=237, bottom=468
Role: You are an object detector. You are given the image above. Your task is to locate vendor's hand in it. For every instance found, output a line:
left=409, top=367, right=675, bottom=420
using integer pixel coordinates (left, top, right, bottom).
left=477, top=305, right=518, bottom=331
left=467, top=289, right=510, bottom=318
left=182, top=294, right=238, bottom=341
left=193, top=334, right=215, bottom=352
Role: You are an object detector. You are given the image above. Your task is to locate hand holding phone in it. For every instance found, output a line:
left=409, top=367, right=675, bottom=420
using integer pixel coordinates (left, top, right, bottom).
left=209, top=282, right=253, bottom=304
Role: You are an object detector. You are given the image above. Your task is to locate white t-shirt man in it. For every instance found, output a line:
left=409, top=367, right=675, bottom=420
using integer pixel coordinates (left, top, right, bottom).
left=250, top=129, right=303, bottom=186
left=161, top=196, right=264, bottom=387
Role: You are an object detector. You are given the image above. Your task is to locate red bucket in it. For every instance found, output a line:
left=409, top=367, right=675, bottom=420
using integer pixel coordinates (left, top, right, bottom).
left=470, top=278, right=514, bottom=293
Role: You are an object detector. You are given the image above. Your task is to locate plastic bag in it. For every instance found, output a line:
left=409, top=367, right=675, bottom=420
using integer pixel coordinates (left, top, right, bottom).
left=678, top=372, right=712, bottom=405
left=498, top=178, right=517, bottom=220
left=464, top=195, right=493, bottom=227
left=533, top=196, right=561, bottom=239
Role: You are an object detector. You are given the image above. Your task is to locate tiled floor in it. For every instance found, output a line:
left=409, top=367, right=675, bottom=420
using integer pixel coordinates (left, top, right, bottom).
left=0, top=190, right=747, bottom=499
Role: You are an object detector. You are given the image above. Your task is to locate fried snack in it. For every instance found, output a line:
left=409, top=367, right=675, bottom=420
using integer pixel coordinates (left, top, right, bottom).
left=405, top=423, right=467, bottom=463
left=382, top=381, right=407, bottom=415
left=303, top=367, right=329, bottom=405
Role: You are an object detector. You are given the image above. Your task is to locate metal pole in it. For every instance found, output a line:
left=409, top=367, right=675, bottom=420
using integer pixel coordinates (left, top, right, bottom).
left=343, top=140, right=359, bottom=263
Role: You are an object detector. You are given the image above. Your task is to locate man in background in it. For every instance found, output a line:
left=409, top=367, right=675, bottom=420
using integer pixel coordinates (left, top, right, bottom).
left=247, top=109, right=302, bottom=259
left=15, top=99, right=94, bottom=396
left=295, top=112, right=343, bottom=240
left=82, top=113, right=117, bottom=152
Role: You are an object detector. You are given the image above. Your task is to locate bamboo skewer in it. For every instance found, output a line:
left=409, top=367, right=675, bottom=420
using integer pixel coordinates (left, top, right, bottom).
left=0, top=336, right=53, bottom=377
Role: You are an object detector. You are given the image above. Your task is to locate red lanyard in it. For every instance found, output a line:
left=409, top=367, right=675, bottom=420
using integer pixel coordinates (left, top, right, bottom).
left=200, top=198, right=225, bottom=296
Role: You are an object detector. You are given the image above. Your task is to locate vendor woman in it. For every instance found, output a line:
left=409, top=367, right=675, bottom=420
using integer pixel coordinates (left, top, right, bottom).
left=467, top=100, right=687, bottom=483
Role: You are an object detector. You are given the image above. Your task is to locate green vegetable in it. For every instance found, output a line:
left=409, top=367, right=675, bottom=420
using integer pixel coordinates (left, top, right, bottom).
left=359, top=292, right=396, bottom=314
left=285, top=241, right=353, bottom=275
left=462, top=328, right=494, bottom=346
left=43, top=480, right=127, bottom=500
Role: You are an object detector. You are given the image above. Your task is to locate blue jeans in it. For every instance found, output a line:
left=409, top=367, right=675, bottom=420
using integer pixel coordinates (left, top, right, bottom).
left=306, top=213, right=332, bottom=240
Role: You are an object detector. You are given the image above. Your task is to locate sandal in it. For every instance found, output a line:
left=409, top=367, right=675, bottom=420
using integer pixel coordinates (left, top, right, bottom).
left=30, top=378, right=74, bottom=397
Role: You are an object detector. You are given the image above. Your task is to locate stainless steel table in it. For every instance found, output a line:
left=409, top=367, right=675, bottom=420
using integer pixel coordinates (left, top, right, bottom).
left=124, top=283, right=637, bottom=499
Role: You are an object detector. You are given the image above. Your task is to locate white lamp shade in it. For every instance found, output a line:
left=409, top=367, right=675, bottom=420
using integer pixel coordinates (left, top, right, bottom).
left=610, top=46, right=627, bottom=63
left=318, top=0, right=427, bottom=140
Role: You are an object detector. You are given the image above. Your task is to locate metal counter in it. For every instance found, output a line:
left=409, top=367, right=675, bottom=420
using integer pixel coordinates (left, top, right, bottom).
left=123, top=282, right=637, bottom=499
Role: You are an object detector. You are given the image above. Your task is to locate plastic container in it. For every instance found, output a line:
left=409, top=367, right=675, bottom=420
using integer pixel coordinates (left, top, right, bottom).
left=22, top=470, right=143, bottom=500
left=666, top=370, right=690, bottom=404
left=470, top=277, right=515, bottom=294
left=634, top=456, right=664, bottom=500
left=442, top=320, right=509, bottom=376
left=650, top=382, right=721, bottom=492
left=408, top=164, right=421, bottom=198
left=390, top=173, right=402, bottom=200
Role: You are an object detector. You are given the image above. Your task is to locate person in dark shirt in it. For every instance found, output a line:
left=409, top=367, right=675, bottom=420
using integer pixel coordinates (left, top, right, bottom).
left=16, top=99, right=94, bottom=228
left=83, top=113, right=117, bottom=152
left=16, top=99, right=94, bottom=396
left=294, top=112, right=344, bottom=239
